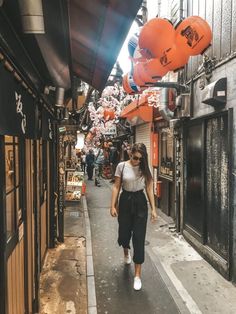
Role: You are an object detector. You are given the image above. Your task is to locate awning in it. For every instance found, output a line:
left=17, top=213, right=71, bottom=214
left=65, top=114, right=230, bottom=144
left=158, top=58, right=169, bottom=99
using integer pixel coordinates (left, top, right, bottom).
left=121, top=95, right=153, bottom=125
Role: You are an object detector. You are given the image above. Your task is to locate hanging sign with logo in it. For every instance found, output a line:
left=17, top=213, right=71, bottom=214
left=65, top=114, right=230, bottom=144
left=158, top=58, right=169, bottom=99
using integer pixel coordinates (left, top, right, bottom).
left=0, top=64, right=37, bottom=138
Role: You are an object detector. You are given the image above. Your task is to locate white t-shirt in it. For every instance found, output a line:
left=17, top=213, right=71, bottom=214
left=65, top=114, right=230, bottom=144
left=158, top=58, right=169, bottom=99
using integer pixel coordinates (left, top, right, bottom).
left=115, top=161, right=146, bottom=192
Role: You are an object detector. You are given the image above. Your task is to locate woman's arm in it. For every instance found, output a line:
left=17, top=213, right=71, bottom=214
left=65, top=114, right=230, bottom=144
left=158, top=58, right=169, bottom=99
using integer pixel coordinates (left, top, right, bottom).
left=110, top=176, right=121, bottom=217
left=145, top=179, right=158, bottom=222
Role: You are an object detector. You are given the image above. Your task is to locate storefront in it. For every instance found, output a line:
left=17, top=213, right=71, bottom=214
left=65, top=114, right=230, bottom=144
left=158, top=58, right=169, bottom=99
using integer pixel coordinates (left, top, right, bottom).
left=0, top=60, right=56, bottom=313
left=120, top=95, right=153, bottom=165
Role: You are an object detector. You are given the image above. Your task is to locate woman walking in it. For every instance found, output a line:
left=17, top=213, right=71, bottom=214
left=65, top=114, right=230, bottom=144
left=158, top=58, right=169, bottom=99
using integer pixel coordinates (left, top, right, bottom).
left=110, top=143, right=157, bottom=290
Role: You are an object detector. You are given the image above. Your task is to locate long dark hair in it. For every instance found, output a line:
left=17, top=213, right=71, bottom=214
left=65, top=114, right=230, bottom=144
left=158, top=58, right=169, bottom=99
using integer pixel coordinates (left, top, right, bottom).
left=131, top=143, right=152, bottom=184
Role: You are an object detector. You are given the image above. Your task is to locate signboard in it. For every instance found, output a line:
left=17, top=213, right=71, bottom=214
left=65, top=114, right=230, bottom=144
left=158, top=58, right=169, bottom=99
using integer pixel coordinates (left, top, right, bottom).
left=59, top=126, right=66, bottom=133
left=0, top=65, right=37, bottom=138
left=103, top=125, right=117, bottom=136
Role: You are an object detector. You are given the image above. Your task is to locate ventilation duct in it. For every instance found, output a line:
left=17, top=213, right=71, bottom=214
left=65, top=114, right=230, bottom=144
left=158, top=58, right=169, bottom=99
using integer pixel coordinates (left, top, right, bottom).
left=18, top=0, right=45, bottom=33
left=159, top=88, right=174, bottom=121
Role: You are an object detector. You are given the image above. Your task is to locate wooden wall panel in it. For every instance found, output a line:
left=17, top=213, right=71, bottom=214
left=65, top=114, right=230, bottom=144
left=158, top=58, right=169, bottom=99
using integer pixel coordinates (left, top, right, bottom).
left=7, top=256, right=12, bottom=314
left=7, top=239, right=24, bottom=314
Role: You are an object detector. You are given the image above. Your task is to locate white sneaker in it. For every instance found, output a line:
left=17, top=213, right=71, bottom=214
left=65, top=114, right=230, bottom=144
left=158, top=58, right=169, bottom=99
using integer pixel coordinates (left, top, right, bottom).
left=133, top=276, right=142, bottom=290
left=124, top=251, right=132, bottom=265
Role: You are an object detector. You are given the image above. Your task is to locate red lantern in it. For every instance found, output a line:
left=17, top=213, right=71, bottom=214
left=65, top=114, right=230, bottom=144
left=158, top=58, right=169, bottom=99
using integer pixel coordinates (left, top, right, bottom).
left=139, top=18, right=175, bottom=58
left=159, top=44, right=189, bottom=71
left=175, top=16, right=212, bottom=56
left=143, top=58, right=168, bottom=78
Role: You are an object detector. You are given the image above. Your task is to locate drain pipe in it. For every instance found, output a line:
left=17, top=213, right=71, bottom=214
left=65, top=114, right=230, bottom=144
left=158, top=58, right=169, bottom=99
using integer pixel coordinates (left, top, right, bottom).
left=18, top=0, right=45, bottom=33
left=159, top=88, right=174, bottom=121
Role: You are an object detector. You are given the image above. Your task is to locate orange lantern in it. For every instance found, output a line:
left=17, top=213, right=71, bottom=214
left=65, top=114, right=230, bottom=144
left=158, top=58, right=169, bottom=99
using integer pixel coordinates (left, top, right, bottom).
left=175, top=16, right=212, bottom=56
left=86, top=132, right=94, bottom=141
left=133, top=63, right=145, bottom=86
left=122, top=73, right=134, bottom=94
left=136, top=62, right=157, bottom=85
left=143, top=58, right=168, bottom=78
left=103, top=109, right=115, bottom=121
left=132, top=43, right=146, bottom=64
left=139, top=18, right=175, bottom=58
left=128, top=73, right=142, bottom=93
left=159, top=44, right=189, bottom=71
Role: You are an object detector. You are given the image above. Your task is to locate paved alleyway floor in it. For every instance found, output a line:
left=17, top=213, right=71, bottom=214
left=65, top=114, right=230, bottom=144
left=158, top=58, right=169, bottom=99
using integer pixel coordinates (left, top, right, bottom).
left=39, top=202, right=87, bottom=314
left=86, top=178, right=236, bottom=314
left=39, top=179, right=236, bottom=314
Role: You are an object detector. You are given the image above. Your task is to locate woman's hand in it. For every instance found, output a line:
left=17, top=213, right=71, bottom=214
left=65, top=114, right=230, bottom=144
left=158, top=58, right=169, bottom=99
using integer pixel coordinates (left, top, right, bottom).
left=151, top=209, right=157, bottom=222
left=110, top=206, right=118, bottom=217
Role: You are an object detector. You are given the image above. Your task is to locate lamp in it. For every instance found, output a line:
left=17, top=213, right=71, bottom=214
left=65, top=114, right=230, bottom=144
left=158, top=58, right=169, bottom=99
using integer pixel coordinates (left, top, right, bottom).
left=75, top=131, right=85, bottom=150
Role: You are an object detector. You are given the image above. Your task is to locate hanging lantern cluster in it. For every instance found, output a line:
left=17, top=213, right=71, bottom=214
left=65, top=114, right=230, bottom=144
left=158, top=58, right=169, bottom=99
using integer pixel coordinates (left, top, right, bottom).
left=122, top=16, right=212, bottom=95
left=87, top=84, right=122, bottom=142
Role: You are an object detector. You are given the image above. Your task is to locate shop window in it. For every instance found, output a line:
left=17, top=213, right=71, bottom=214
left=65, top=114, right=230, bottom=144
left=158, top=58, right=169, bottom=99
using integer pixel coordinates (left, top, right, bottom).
left=4, top=135, right=22, bottom=241
left=159, top=128, right=174, bottom=179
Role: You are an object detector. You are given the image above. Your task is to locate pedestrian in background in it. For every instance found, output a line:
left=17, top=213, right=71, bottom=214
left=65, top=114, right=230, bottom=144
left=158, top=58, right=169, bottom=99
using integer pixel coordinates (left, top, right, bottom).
left=86, top=149, right=95, bottom=180
left=109, top=142, right=119, bottom=183
left=80, top=151, right=86, bottom=173
left=94, top=142, right=104, bottom=186
left=110, top=143, right=157, bottom=291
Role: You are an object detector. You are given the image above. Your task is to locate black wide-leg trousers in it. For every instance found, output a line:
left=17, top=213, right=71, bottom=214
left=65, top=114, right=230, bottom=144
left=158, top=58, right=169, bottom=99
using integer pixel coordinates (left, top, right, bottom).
left=118, top=189, right=148, bottom=264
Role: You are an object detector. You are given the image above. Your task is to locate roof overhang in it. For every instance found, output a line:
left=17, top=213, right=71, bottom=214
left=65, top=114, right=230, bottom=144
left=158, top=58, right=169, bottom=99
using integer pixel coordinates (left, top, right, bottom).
left=121, top=95, right=153, bottom=125
left=0, top=0, right=142, bottom=98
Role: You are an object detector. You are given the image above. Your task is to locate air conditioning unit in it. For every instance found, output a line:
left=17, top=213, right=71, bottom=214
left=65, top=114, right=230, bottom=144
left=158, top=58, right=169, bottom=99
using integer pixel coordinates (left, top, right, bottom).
left=176, top=93, right=191, bottom=118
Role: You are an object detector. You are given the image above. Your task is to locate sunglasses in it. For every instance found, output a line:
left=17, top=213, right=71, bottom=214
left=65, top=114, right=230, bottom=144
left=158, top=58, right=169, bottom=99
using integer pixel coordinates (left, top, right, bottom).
left=132, top=155, right=143, bottom=161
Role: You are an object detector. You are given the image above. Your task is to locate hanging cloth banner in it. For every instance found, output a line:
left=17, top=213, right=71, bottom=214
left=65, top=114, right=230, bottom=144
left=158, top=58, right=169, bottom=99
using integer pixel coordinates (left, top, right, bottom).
left=42, top=107, right=54, bottom=141
left=0, top=64, right=37, bottom=138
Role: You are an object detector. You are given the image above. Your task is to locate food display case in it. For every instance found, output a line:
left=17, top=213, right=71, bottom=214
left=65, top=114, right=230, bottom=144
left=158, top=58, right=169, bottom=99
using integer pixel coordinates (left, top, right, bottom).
left=65, top=171, right=85, bottom=201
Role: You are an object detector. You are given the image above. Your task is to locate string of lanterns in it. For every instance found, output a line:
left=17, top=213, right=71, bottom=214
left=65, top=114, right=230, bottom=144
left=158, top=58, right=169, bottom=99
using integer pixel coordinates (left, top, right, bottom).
left=123, top=16, right=212, bottom=94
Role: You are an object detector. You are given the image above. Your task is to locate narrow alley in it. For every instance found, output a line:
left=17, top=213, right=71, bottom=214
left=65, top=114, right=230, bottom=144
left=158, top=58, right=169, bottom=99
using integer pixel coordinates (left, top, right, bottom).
left=2, top=2, right=236, bottom=314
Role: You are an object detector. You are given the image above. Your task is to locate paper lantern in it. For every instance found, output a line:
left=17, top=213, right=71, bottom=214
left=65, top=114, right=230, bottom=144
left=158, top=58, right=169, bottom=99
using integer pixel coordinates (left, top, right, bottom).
left=175, top=16, right=212, bottom=56
left=143, top=58, right=168, bottom=78
left=138, top=62, right=157, bottom=86
left=132, top=43, right=146, bottom=64
left=86, top=132, right=94, bottom=141
left=122, top=73, right=134, bottom=94
left=133, top=63, right=146, bottom=86
left=159, top=44, right=189, bottom=71
left=139, top=18, right=175, bottom=58
left=128, top=73, right=142, bottom=93
left=103, top=109, right=115, bottom=121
